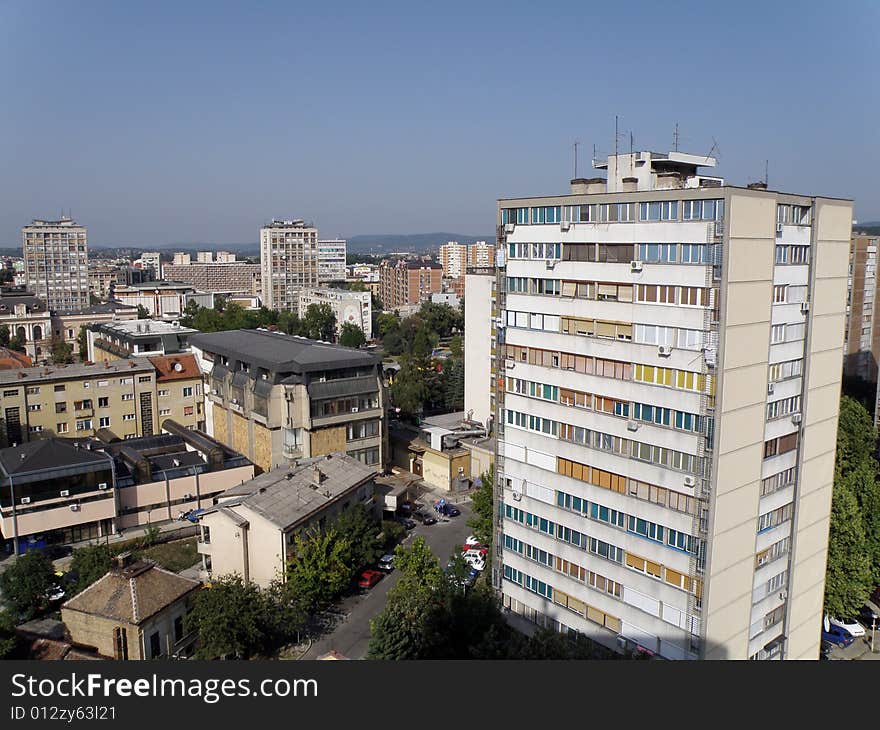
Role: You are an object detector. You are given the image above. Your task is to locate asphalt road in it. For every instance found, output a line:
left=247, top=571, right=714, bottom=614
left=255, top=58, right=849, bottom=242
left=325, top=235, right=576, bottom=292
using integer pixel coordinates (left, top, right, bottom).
left=302, top=502, right=474, bottom=659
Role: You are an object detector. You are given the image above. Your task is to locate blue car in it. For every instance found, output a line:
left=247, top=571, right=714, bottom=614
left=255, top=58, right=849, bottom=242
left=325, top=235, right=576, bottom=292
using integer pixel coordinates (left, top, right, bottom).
left=821, top=625, right=854, bottom=647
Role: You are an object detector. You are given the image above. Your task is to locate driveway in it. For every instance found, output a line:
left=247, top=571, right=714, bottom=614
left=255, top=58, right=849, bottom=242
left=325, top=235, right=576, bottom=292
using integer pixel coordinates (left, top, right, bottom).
left=301, top=502, right=475, bottom=659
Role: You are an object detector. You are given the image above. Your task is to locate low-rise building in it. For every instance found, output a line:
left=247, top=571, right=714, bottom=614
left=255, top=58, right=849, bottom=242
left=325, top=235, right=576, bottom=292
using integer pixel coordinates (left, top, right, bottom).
left=61, top=554, right=201, bottom=659
left=112, top=282, right=213, bottom=320
left=197, top=452, right=376, bottom=587
left=87, top=319, right=196, bottom=362
left=191, top=329, right=386, bottom=472
left=148, top=354, right=205, bottom=431
left=297, top=288, right=372, bottom=340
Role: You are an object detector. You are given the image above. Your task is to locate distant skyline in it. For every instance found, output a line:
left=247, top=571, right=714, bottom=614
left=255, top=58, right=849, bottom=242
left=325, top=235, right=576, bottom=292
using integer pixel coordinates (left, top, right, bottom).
left=1, top=1, right=877, bottom=246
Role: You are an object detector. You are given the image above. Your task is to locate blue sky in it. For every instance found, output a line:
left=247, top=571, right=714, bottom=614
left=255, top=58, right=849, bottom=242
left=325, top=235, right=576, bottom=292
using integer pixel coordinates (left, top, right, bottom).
left=0, top=0, right=877, bottom=246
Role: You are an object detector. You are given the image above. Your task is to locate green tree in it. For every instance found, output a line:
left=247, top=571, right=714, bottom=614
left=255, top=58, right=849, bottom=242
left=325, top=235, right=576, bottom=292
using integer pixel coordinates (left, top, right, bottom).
left=467, top=464, right=494, bottom=548
left=136, top=304, right=150, bottom=319
left=8, top=329, right=25, bottom=353
left=849, top=460, right=880, bottom=585
left=335, top=504, right=382, bottom=569
left=393, top=537, right=444, bottom=591
left=77, top=325, right=89, bottom=362
left=442, top=356, right=464, bottom=410
left=277, top=310, right=302, bottom=336
left=824, top=478, right=873, bottom=618
left=348, top=281, right=367, bottom=292
left=376, top=312, right=400, bottom=338
left=69, top=543, right=113, bottom=595
left=390, top=354, right=429, bottom=420
left=0, top=550, right=55, bottom=621
left=264, top=579, right=309, bottom=644
left=179, top=299, right=201, bottom=328
left=50, top=336, right=74, bottom=364
left=301, top=303, right=337, bottom=341
left=338, top=322, right=366, bottom=348
left=186, top=575, right=268, bottom=659
left=0, top=324, right=10, bottom=348
left=835, top=396, right=877, bottom=479
left=285, top=527, right=353, bottom=613
left=0, top=610, right=19, bottom=659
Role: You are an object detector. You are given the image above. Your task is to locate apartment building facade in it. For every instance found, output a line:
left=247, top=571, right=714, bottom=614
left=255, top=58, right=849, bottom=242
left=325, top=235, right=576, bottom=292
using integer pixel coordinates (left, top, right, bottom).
left=161, top=261, right=261, bottom=296
left=260, top=219, right=319, bottom=310
left=22, top=217, right=89, bottom=312
left=378, top=260, right=442, bottom=309
left=297, top=287, right=372, bottom=340
left=464, top=268, right=495, bottom=427
left=87, top=319, right=196, bottom=362
left=318, top=239, right=347, bottom=283
left=843, top=233, right=880, bottom=404
left=112, top=282, right=213, bottom=319
left=190, top=329, right=386, bottom=473
left=492, top=150, right=852, bottom=661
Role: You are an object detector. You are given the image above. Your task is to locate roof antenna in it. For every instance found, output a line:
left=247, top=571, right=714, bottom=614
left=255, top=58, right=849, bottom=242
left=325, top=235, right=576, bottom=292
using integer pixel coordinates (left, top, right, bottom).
left=572, top=140, right=579, bottom=178
left=673, top=123, right=680, bottom=152
left=705, top=137, right=721, bottom=163
left=765, top=159, right=769, bottom=187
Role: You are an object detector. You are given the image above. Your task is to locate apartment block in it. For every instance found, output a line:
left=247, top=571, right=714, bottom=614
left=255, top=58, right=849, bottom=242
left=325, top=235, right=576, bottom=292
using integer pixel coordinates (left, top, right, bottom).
left=22, top=217, right=89, bottom=312
left=196, top=452, right=376, bottom=587
left=0, top=359, right=160, bottom=446
left=139, top=252, right=163, bottom=279
left=191, top=329, right=386, bottom=473
left=464, top=268, right=495, bottom=427
left=318, top=239, right=347, bottom=283
left=843, top=233, right=880, bottom=414
left=378, top=260, right=442, bottom=309
left=148, top=355, right=205, bottom=431
left=492, top=150, right=852, bottom=661
left=297, top=287, right=372, bottom=340
left=440, top=241, right=469, bottom=279
left=161, top=261, right=261, bottom=296
left=260, top=219, right=319, bottom=310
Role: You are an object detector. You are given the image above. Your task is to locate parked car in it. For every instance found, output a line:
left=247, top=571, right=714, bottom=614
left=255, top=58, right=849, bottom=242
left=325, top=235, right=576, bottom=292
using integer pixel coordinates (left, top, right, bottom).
left=378, top=554, right=395, bottom=572
left=44, top=584, right=65, bottom=603
left=397, top=518, right=416, bottom=530
left=464, top=554, right=485, bottom=571
left=445, top=506, right=460, bottom=517
left=821, top=625, right=855, bottom=647
left=464, top=535, right=481, bottom=547
left=461, top=544, right=488, bottom=557
left=421, top=515, right=437, bottom=525
left=357, top=569, right=384, bottom=589
left=829, top=616, right=866, bottom=637
left=858, top=604, right=880, bottom=629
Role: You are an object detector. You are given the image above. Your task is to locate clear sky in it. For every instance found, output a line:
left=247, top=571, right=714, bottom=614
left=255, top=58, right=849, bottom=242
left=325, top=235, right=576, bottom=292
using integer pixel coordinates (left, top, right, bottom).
left=0, top=0, right=877, bottom=247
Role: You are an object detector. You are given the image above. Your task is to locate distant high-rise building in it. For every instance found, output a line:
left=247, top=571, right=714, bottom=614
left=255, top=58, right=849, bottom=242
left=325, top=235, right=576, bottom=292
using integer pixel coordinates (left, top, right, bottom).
left=440, top=241, right=468, bottom=279
left=378, top=260, right=442, bottom=309
left=492, top=149, right=852, bottom=660
left=22, top=217, right=89, bottom=311
left=318, top=239, right=347, bottom=282
left=173, top=252, right=191, bottom=266
left=467, top=240, right=495, bottom=268
left=140, top=252, right=163, bottom=279
left=260, top=219, right=319, bottom=311
left=216, top=251, right=237, bottom=263
left=197, top=251, right=214, bottom=263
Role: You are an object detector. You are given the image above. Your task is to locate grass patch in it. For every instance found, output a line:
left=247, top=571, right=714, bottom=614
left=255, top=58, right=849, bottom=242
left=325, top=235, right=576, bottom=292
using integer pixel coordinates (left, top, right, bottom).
left=137, top=538, right=200, bottom=573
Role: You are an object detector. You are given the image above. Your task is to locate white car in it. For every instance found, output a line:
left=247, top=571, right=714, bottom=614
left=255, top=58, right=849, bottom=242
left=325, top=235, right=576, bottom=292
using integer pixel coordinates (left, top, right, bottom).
left=829, top=616, right=865, bottom=637
left=464, top=554, right=485, bottom=571
left=465, top=535, right=481, bottom=547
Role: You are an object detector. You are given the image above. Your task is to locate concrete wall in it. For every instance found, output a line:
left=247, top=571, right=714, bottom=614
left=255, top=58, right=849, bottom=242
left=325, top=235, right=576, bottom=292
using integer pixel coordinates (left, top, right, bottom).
left=464, top=273, right=494, bottom=426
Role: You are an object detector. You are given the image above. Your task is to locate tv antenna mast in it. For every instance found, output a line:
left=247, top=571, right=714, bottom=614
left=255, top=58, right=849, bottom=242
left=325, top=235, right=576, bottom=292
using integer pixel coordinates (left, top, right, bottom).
left=572, top=140, right=580, bottom=178
left=705, top=137, right=721, bottom=162
left=673, top=123, right=680, bottom=152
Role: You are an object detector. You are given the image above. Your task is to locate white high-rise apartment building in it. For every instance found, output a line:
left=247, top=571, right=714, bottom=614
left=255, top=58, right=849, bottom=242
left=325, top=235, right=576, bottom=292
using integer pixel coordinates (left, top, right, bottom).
left=469, top=240, right=495, bottom=268
left=140, top=252, right=163, bottom=279
left=22, top=217, right=89, bottom=311
left=260, top=219, right=319, bottom=311
left=493, top=149, right=852, bottom=660
left=440, top=241, right=468, bottom=279
left=318, top=239, right=347, bottom=283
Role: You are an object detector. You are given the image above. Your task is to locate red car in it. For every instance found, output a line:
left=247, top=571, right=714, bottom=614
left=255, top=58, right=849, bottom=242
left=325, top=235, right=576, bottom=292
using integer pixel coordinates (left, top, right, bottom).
left=357, top=569, right=384, bottom=589
left=461, top=544, right=488, bottom=557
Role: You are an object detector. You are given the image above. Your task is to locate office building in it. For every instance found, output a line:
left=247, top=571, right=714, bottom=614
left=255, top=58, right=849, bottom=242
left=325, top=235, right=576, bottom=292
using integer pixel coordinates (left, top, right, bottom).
left=190, top=329, right=386, bottom=473
left=297, top=287, right=372, bottom=340
left=260, top=219, right=319, bottom=310
left=22, top=217, right=89, bottom=312
left=161, top=260, right=261, bottom=296
left=318, top=239, right=347, bottom=283
left=111, top=282, right=213, bottom=319
left=378, top=260, right=442, bottom=309
left=492, top=149, right=852, bottom=660
left=196, top=453, right=376, bottom=587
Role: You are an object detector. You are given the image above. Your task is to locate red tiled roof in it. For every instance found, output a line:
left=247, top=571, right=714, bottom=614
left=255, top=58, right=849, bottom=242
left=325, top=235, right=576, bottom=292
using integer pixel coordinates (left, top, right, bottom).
left=0, top=348, right=32, bottom=370
left=147, top=353, right=201, bottom=382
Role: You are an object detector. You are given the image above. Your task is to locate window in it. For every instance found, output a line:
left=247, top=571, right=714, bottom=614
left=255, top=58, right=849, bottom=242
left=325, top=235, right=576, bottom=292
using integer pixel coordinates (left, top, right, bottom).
left=182, top=387, right=194, bottom=398
left=121, top=393, right=134, bottom=401
left=138, top=376, right=152, bottom=383
left=99, top=417, right=110, bottom=428
left=2, top=390, right=17, bottom=397
left=98, top=397, right=109, bottom=408
left=639, top=200, right=678, bottom=221
left=680, top=244, right=708, bottom=264
left=76, top=419, right=93, bottom=431
left=57, top=423, right=68, bottom=434
left=770, top=324, right=785, bottom=344
left=683, top=199, right=724, bottom=221
left=159, top=408, right=171, bottom=416
left=53, top=384, right=65, bottom=392
left=773, top=285, right=787, bottom=303
left=638, top=243, right=677, bottom=263
left=122, top=414, right=136, bottom=421
left=25, top=387, right=40, bottom=395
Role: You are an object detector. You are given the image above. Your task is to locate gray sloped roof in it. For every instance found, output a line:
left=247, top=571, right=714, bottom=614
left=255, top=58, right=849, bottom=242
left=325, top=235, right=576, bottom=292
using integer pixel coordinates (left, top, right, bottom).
left=0, top=439, right=109, bottom=477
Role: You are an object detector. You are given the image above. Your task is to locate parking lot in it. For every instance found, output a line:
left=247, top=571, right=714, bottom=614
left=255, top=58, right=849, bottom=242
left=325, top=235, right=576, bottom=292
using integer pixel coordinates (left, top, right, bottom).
left=300, top=500, right=475, bottom=659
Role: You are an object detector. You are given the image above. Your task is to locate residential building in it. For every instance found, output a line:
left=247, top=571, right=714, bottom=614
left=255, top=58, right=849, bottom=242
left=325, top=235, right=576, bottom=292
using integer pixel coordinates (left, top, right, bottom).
left=216, top=251, right=236, bottom=263
left=172, top=253, right=191, bottom=266
left=190, top=329, right=386, bottom=472
left=22, top=217, right=89, bottom=312
left=88, top=264, right=120, bottom=301
left=87, top=319, right=196, bottom=362
left=464, top=267, right=495, bottom=427
left=61, top=554, right=200, bottom=659
left=260, top=219, right=319, bottom=310
left=196, top=452, right=376, bottom=587
left=297, top=287, right=372, bottom=340
left=196, top=251, right=213, bottom=263
left=161, top=260, right=261, bottom=296
left=318, top=239, right=347, bottom=283
left=439, top=241, right=468, bottom=279
left=468, top=240, right=496, bottom=268
left=493, top=150, right=852, bottom=661
left=445, top=276, right=465, bottom=298
left=440, top=241, right=495, bottom=299
left=147, top=354, right=205, bottom=431
left=431, top=292, right=460, bottom=308
left=53, top=303, right=140, bottom=360
left=112, top=282, right=213, bottom=319
left=0, top=426, right=254, bottom=551
left=139, top=252, right=163, bottom=279
left=0, top=359, right=160, bottom=446
left=378, top=260, right=442, bottom=309
left=843, top=233, right=880, bottom=416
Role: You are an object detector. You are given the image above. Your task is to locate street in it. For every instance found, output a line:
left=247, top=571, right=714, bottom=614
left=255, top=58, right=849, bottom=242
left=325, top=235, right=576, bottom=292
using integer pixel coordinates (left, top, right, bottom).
left=301, top=500, right=474, bottom=659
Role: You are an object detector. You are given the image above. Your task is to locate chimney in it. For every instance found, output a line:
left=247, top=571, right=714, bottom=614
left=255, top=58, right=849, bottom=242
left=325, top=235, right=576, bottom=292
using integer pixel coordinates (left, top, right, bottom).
left=747, top=181, right=768, bottom=191
left=312, top=466, right=325, bottom=484
left=571, top=177, right=606, bottom=195
left=621, top=177, right=638, bottom=193
left=113, top=551, right=134, bottom=570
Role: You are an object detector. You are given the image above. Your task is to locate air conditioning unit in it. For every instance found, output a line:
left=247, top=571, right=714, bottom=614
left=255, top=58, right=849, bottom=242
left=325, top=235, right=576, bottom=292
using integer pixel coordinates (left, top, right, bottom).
left=714, top=221, right=724, bottom=238
left=658, top=345, right=673, bottom=357
left=505, top=360, right=515, bottom=369
left=59, top=490, right=70, bottom=497
left=705, top=352, right=717, bottom=368
left=791, top=413, right=802, bottom=425
left=683, top=476, right=697, bottom=487
left=230, top=398, right=239, bottom=405
left=20, top=496, right=31, bottom=504
left=626, top=420, right=639, bottom=432
left=778, top=590, right=788, bottom=601
left=504, top=223, right=516, bottom=234
left=800, top=301, right=810, bottom=314
left=511, top=489, right=522, bottom=501
left=70, top=504, right=80, bottom=512
left=545, top=259, right=556, bottom=270
left=351, top=407, right=359, bottom=413
left=97, top=482, right=108, bottom=490
left=767, top=383, right=775, bottom=395
left=560, top=220, right=571, bottom=232
left=630, top=260, right=643, bottom=272
left=776, top=222, right=784, bottom=237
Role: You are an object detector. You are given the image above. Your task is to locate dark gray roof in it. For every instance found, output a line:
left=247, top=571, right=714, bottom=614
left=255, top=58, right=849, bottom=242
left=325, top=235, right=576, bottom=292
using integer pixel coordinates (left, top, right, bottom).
left=205, top=453, right=376, bottom=531
left=0, top=358, right=154, bottom=386
left=307, top=375, right=379, bottom=400
left=190, top=329, right=378, bottom=374
left=148, top=451, right=204, bottom=472
left=55, top=302, right=138, bottom=316
left=0, top=439, right=109, bottom=477
left=0, top=295, right=45, bottom=312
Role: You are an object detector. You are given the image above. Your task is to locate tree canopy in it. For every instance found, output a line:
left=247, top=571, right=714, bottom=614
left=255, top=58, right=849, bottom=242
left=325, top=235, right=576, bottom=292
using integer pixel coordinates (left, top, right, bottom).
left=339, top=322, right=366, bottom=349
left=0, top=550, right=56, bottom=621
left=186, top=575, right=269, bottom=659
